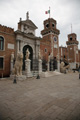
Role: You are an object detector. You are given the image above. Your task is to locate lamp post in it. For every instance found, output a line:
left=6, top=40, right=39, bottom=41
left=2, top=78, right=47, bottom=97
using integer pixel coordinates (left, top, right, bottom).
left=13, top=75, right=17, bottom=83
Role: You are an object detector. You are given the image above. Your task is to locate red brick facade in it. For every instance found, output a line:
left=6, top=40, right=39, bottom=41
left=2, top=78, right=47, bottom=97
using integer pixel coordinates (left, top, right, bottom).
left=40, top=18, right=80, bottom=68
left=0, top=17, right=80, bottom=78
left=40, top=18, right=60, bottom=61
left=59, top=33, right=80, bottom=68
left=0, top=25, right=16, bottom=77
left=59, top=46, right=68, bottom=61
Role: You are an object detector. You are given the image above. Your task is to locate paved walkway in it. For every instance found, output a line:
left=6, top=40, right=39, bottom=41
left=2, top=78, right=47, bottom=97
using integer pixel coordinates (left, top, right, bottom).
left=0, top=73, right=80, bottom=120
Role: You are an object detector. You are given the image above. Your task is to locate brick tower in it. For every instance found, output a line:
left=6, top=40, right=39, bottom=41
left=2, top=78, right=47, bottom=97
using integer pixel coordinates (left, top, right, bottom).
left=40, top=18, right=60, bottom=61
left=66, top=33, right=79, bottom=68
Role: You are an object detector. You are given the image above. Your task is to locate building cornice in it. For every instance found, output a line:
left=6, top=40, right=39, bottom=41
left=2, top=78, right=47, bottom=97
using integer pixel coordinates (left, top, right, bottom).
left=15, top=30, right=42, bottom=40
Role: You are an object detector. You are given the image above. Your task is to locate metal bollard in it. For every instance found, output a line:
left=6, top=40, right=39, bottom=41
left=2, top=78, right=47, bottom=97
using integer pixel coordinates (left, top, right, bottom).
left=79, top=74, right=80, bottom=79
left=36, top=74, right=40, bottom=79
left=13, top=76, right=17, bottom=83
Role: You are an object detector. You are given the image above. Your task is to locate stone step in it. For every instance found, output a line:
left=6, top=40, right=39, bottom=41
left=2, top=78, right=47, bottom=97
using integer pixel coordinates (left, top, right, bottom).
left=22, top=71, right=39, bottom=77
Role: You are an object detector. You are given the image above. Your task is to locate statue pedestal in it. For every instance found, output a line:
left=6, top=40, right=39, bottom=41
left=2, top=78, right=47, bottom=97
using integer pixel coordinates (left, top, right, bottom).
left=47, top=62, right=49, bottom=71
left=57, top=60, right=60, bottom=72
left=38, top=59, right=42, bottom=74
left=10, top=75, right=26, bottom=81
left=25, top=59, right=32, bottom=77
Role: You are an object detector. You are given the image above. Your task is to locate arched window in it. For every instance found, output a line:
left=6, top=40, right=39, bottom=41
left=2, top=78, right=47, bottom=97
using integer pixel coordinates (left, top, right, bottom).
left=0, top=57, right=3, bottom=69
left=0, top=36, right=4, bottom=50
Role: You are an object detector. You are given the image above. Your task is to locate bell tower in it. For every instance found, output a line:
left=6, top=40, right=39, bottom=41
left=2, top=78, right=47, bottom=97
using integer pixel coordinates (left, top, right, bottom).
left=66, top=33, right=79, bottom=68
left=40, top=18, right=60, bottom=61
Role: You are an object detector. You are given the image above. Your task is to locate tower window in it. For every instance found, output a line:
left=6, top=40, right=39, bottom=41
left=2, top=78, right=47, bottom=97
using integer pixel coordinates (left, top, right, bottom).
left=64, top=55, right=65, bottom=58
left=0, top=57, right=4, bottom=69
left=44, top=48, right=47, bottom=53
left=46, top=23, right=49, bottom=28
left=70, top=36, right=72, bottom=41
left=52, top=23, right=55, bottom=27
left=0, top=36, right=4, bottom=50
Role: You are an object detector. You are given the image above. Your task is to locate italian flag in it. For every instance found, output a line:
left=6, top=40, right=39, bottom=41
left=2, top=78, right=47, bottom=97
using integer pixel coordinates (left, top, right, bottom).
left=45, top=10, right=50, bottom=14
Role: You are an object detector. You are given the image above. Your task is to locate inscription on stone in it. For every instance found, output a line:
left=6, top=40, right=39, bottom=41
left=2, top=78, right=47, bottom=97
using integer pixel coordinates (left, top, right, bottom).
left=8, top=43, right=14, bottom=49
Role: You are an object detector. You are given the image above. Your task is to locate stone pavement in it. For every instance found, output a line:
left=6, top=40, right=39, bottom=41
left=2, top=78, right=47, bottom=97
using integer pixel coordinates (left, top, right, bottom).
left=0, top=73, right=80, bottom=120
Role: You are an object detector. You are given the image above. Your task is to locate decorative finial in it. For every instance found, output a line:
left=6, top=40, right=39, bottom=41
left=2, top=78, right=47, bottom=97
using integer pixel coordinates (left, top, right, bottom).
left=20, top=18, right=22, bottom=22
left=26, top=12, right=29, bottom=20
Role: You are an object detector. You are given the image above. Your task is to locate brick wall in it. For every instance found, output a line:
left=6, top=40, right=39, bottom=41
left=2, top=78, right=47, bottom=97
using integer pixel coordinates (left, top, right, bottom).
left=0, top=24, right=16, bottom=77
left=59, top=47, right=68, bottom=61
left=40, top=34, right=59, bottom=61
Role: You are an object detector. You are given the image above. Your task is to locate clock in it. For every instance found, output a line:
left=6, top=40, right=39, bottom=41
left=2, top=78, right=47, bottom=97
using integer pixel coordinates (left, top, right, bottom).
left=53, top=37, right=57, bottom=42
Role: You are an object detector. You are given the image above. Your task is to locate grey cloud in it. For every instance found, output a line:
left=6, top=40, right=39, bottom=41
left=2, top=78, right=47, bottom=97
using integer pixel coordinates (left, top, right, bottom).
left=0, top=0, right=80, bottom=48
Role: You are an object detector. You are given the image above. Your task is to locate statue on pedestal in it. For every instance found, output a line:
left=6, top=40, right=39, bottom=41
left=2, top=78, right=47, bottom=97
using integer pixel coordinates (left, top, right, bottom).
left=26, top=49, right=30, bottom=60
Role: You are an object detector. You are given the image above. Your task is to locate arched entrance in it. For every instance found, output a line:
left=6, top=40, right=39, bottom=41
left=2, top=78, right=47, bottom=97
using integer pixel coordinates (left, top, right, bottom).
left=23, top=45, right=33, bottom=70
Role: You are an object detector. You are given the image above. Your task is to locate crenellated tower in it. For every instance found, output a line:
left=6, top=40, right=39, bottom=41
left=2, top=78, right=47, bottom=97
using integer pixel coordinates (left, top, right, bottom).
left=40, top=18, right=60, bottom=61
left=66, top=33, right=79, bottom=68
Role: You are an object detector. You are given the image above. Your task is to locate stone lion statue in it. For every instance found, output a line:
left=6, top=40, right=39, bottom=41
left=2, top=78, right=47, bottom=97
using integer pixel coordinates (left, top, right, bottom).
left=12, top=52, right=23, bottom=76
left=26, top=49, right=30, bottom=60
left=60, top=61, right=70, bottom=73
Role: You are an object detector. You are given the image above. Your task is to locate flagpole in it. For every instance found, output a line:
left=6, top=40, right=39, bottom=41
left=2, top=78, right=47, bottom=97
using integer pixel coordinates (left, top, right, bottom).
left=71, top=24, right=72, bottom=33
left=49, top=7, right=50, bottom=18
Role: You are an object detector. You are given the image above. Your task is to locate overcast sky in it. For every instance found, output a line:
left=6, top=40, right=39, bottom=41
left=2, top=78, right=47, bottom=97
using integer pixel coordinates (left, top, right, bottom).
left=0, top=0, right=80, bottom=48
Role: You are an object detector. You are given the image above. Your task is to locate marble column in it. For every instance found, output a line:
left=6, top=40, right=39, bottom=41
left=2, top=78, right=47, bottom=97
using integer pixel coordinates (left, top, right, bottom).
left=47, top=62, right=49, bottom=71
left=10, top=53, right=14, bottom=74
left=25, top=59, right=31, bottom=77
left=57, top=60, right=60, bottom=72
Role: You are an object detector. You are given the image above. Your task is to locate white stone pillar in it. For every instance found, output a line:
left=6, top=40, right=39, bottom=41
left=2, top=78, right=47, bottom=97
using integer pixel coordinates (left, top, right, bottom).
left=10, top=53, right=14, bottom=74
left=47, top=62, right=49, bottom=71
left=57, top=60, right=60, bottom=72
left=38, top=59, right=42, bottom=74
left=25, top=59, right=31, bottom=77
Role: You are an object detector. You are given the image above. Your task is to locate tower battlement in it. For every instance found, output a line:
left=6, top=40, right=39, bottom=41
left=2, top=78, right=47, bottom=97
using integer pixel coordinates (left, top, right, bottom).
left=0, top=24, right=14, bottom=34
